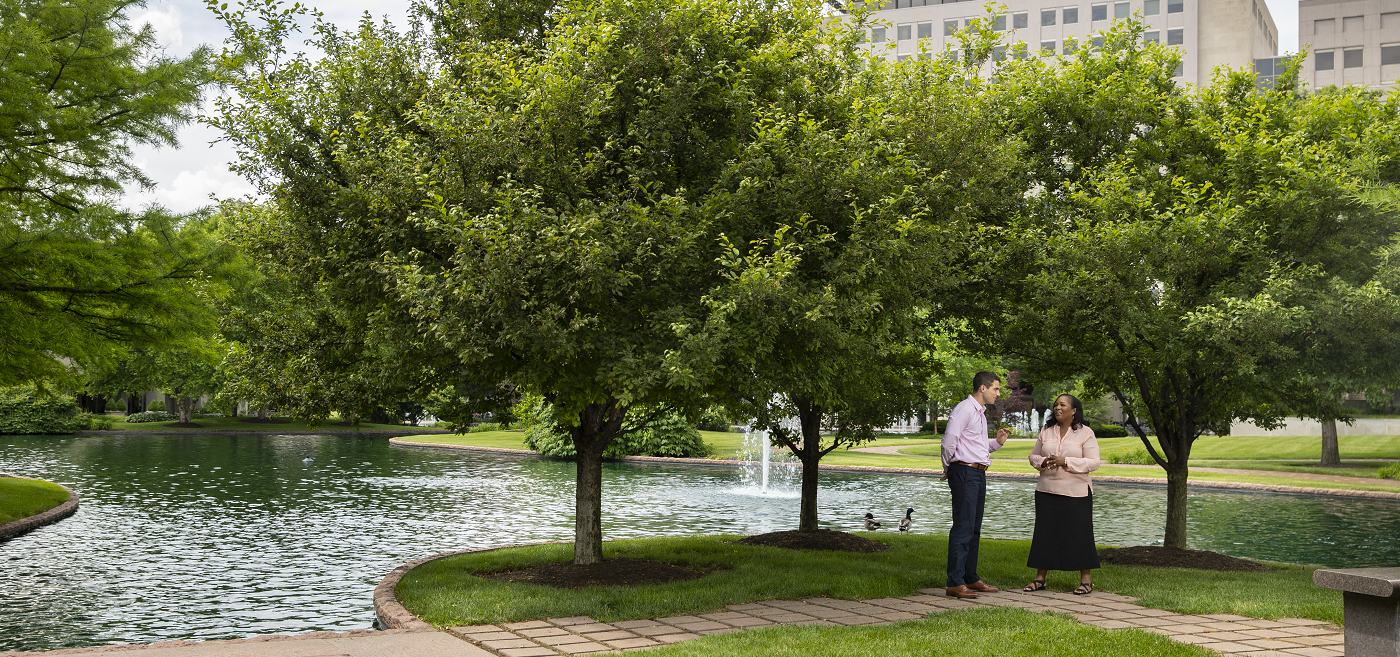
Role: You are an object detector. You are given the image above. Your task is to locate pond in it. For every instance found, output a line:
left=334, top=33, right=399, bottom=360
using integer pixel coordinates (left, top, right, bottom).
left=1, top=432, right=1397, bottom=651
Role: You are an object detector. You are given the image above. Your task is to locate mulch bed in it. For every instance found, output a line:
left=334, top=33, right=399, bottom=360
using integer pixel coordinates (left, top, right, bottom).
left=480, top=558, right=707, bottom=589
left=1097, top=546, right=1276, bottom=571
left=735, top=529, right=890, bottom=553
left=166, top=422, right=204, bottom=428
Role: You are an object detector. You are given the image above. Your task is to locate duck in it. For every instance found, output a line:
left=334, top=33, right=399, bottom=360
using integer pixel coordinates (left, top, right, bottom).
left=899, top=508, right=914, bottom=532
left=864, top=512, right=881, bottom=530
left=302, top=456, right=314, bottom=464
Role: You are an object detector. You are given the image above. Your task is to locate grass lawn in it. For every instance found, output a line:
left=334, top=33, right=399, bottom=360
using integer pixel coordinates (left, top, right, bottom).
left=1185, top=460, right=1400, bottom=478
left=0, top=476, right=70, bottom=524
left=900, top=435, right=1400, bottom=461
left=395, top=534, right=1340, bottom=627
left=645, top=608, right=1215, bottom=657
left=105, top=415, right=421, bottom=432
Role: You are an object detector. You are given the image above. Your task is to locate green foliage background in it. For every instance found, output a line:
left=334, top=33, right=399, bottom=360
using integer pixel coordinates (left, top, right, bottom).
left=0, top=386, right=86, bottom=434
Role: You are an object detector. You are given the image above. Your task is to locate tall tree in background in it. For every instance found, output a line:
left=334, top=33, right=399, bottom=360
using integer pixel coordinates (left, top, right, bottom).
left=999, top=24, right=1400, bottom=548
left=0, top=0, right=228, bottom=384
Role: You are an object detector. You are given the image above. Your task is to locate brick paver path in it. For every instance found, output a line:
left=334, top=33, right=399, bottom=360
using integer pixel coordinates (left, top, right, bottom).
left=446, top=589, right=1343, bottom=657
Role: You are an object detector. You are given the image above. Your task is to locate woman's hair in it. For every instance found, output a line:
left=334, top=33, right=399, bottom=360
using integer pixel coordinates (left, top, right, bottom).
left=1044, top=394, right=1086, bottom=430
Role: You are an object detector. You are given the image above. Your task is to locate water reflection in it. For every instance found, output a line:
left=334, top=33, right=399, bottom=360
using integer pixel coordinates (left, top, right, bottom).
left=0, top=433, right=1396, bottom=651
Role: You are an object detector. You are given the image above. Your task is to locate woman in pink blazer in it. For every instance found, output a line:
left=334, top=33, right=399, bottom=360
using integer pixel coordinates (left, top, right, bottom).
left=1023, top=394, right=1102, bottom=595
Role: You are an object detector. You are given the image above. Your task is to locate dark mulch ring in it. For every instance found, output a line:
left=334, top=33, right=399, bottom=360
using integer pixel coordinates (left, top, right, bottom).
left=240, top=417, right=291, bottom=424
left=735, top=529, right=890, bottom=553
left=165, top=422, right=203, bottom=428
left=1097, top=546, right=1277, bottom=571
left=479, top=558, right=708, bottom=589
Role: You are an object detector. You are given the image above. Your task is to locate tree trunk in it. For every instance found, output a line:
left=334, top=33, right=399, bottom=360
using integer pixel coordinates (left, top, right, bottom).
left=1320, top=419, right=1341, bottom=466
left=177, top=397, right=194, bottom=423
left=798, top=448, right=821, bottom=531
left=1163, top=457, right=1189, bottom=548
left=574, top=447, right=605, bottom=564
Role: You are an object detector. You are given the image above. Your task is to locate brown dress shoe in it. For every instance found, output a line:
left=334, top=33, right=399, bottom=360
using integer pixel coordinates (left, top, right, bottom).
left=966, top=580, right=1000, bottom=592
left=946, top=584, right=979, bottom=599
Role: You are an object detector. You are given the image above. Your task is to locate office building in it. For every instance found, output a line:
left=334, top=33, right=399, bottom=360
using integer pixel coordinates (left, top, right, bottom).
left=1299, top=0, right=1400, bottom=92
left=858, top=0, right=1279, bottom=86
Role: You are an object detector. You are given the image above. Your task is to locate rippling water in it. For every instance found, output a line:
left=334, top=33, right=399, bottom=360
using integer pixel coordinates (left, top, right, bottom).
left=1, top=433, right=1397, bottom=651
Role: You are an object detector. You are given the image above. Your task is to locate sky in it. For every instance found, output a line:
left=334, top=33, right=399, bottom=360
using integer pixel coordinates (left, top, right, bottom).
left=120, top=0, right=1303, bottom=215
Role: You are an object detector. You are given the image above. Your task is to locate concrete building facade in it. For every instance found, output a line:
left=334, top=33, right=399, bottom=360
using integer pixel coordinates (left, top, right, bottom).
left=857, top=0, right=1278, bottom=86
left=1298, top=0, right=1400, bottom=92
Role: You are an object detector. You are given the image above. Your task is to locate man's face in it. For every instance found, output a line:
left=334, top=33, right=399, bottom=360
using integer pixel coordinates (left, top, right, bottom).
left=980, top=380, right=1001, bottom=404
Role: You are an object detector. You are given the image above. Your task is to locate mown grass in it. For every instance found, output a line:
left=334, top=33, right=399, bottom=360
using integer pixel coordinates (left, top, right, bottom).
left=106, top=415, right=418, bottom=432
left=395, top=534, right=1340, bottom=628
left=898, top=435, right=1400, bottom=461
left=646, top=607, right=1214, bottom=657
left=0, top=476, right=70, bottom=524
left=1186, top=460, right=1400, bottom=478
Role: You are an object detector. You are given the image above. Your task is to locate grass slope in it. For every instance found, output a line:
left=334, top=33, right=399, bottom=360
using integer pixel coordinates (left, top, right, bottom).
left=645, top=608, right=1216, bottom=657
left=0, top=476, right=70, bottom=524
left=395, top=534, right=1340, bottom=627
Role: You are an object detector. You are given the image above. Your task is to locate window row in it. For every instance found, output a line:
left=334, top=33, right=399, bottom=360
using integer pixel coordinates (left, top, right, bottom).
left=1314, top=44, right=1400, bottom=71
left=1314, top=13, right=1399, bottom=34
left=871, top=2, right=1187, bottom=42
left=873, top=25, right=1184, bottom=46
left=869, top=0, right=1183, bottom=12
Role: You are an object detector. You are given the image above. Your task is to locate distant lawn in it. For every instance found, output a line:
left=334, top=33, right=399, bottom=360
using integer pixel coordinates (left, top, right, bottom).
left=900, top=435, right=1400, bottom=461
left=0, top=476, right=70, bottom=524
left=395, top=534, right=1340, bottom=627
left=1186, top=460, right=1400, bottom=478
left=106, top=415, right=425, bottom=432
left=646, top=608, right=1215, bottom=657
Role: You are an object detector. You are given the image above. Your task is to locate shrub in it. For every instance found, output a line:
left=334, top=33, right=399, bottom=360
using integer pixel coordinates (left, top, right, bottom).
left=1107, top=447, right=1158, bottom=465
left=0, top=386, right=87, bottom=434
left=1091, top=423, right=1128, bottom=437
left=921, top=420, right=949, bottom=434
left=1380, top=463, right=1400, bottom=480
left=696, top=406, right=732, bottom=432
left=86, top=414, right=114, bottom=430
left=147, top=400, right=167, bottom=412
left=108, top=397, right=126, bottom=412
left=469, top=422, right=502, bottom=433
left=516, top=394, right=711, bottom=459
left=125, top=411, right=178, bottom=423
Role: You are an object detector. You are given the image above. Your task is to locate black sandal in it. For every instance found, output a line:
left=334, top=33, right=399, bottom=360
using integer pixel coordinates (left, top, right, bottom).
left=1022, top=580, right=1046, bottom=592
left=1073, top=583, right=1094, bottom=595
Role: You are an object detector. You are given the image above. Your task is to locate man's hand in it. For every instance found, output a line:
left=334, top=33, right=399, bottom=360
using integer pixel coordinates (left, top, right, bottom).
left=995, top=427, right=1011, bottom=445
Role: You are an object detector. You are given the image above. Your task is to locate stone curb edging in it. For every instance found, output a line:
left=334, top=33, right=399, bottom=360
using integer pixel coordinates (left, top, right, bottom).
left=373, top=541, right=574, bottom=631
left=0, top=629, right=430, bottom=657
left=0, top=475, right=79, bottom=540
left=76, top=429, right=453, bottom=436
left=388, top=439, right=1400, bottom=501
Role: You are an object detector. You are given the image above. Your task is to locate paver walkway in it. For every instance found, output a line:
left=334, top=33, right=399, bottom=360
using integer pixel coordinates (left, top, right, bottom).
left=445, top=588, right=1343, bottom=657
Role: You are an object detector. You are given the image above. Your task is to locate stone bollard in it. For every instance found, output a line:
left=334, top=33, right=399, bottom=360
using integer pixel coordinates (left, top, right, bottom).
left=1314, top=567, right=1400, bottom=656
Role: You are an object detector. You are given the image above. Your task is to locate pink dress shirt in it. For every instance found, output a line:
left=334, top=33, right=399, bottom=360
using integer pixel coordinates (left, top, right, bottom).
left=1028, top=424, right=1101, bottom=497
left=941, top=395, right=1002, bottom=468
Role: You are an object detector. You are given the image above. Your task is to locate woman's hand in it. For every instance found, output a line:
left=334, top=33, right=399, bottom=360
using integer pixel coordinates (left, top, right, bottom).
left=1051, top=455, right=1067, bottom=469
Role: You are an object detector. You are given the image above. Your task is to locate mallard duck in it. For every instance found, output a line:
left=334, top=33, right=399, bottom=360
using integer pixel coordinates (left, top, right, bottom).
left=898, top=508, right=914, bottom=532
left=864, top=512, right=881, bottom=530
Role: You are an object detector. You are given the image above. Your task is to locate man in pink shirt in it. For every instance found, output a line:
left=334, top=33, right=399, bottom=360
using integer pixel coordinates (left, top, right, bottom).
left=941, top=371, right=1011, bottom=599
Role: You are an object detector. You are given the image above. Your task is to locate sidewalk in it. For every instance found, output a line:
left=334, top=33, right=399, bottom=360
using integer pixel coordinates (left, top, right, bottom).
left=444, top=588, right=1343, bottom=657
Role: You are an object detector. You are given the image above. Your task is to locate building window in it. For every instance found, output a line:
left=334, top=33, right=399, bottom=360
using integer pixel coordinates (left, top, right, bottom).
left=948, top=50, right=959, bottom=62
left=1144, top=30, right=1160, bottom=43
left=1064, top=38, right=1078, bottom=54
left=1092, top=3, right=1107, bottom=21
left=918, top=22, right=933, bottom=38
left=898, top=54, right=911, bottom=61
left=1315, top=50, right=1334, bottom=70
left=1167, top=28, right=1183, bottom=45
left=898, top=24, right=912, bottom=40
left=944, top=19, right=959, bottom=36
left=1144, top=0, right=1159, bottom=15
left=1173, top=63, right=1183, bottom=76
left=991, top=15, right=1006, bottom=31
left=1013, top=11, right=1028, bottom=28
left=1041, top=40, right=1057, bottom=55
left=1064, top=7, right=1079, bottom=23
left=1383, top=44, right=1400, bottom=66
left=1092, top=36, right=1105, bottom=49
left=1041, top=8, right=1056, bottom=25
left=993, top=46, right=1007, bottom=60
left=1114, top=2, right=1129, bottom=19
left=1314, top=18, right=1335, bottom=34
left=1167, top=0, right=1182, bottom=13
left=1344, top=48, right=1363, bottom=68
left=1343, top=16, right=1363, bottom=32
left=872, top=27, right=887, bottom=43
left=1012, top=42, right=1029, bottom=58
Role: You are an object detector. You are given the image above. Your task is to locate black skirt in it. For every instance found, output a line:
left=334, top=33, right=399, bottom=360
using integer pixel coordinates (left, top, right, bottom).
left=1026, top=490, right=1101, bottom=571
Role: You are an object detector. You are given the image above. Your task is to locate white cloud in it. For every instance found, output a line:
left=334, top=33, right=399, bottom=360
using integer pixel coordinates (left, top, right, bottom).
left=132, top=3, right=185, bottom=50
left=125, top=164, right=257, bottom=213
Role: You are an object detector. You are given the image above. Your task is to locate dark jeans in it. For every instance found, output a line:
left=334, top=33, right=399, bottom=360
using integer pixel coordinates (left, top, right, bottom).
left=946, top=462, right=987, bottom=587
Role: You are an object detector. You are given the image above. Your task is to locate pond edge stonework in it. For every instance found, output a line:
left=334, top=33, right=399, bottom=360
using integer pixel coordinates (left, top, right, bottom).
left=0, top=475, right=79, bottom=540
left=373, top=541, right=573, bottom=630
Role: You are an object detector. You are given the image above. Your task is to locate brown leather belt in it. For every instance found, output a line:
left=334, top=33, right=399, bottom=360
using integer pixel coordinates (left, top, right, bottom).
left=952, top=461, right=989, bottom=471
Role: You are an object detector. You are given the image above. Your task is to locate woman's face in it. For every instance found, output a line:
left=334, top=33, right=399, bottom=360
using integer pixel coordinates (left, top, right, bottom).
left=1053, top=396, right=1075, bottom=423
